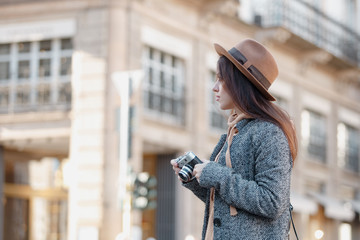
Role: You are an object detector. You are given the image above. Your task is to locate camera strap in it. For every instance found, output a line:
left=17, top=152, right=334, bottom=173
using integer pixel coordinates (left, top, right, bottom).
left=289, top=203, right=299, bottom=240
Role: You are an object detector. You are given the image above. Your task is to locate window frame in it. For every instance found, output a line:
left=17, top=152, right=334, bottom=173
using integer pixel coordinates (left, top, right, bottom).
left=337, top=122, right=360, bottom=173
left=0, top=38, right=73, bottom=114
left=301, top=108, right=328, bottom=163
left=142, top=46, right=185, bottom=125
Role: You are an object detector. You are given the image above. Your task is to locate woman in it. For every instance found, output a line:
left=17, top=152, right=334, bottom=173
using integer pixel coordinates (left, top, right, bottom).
left=170, top=39, right=297, bottom=240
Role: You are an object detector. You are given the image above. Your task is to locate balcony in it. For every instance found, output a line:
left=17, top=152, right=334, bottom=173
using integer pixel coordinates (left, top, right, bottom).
left=0, top=80, right=71, bottom=114
left=243, top=0, right=360, bottom=67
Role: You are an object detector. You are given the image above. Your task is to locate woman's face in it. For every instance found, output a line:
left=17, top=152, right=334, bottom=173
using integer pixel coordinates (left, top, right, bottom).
left=212, top=76, right=235, bottom=110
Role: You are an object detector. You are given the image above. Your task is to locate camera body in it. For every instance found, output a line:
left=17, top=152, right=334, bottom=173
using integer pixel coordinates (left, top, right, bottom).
left=175, top=151, right=202, bottom=182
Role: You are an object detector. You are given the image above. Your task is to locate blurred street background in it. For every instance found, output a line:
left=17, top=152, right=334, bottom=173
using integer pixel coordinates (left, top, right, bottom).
left=0, top=0, right=360, bottom=239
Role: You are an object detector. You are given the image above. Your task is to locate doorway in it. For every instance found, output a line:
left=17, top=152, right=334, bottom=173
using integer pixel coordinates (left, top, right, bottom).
left=142, top=153, right=176, bottom=240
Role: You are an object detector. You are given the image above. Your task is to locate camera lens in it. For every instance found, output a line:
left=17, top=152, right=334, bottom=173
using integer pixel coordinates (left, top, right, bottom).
left=178, top=165, right=194, bottom=182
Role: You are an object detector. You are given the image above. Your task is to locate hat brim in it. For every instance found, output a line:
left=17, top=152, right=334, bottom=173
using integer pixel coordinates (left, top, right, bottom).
left=214, top=43, right=276, bottom=101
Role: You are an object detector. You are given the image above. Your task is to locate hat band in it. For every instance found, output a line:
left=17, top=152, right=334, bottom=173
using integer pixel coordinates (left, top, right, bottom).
left=228, top=48, right=271, bottom=90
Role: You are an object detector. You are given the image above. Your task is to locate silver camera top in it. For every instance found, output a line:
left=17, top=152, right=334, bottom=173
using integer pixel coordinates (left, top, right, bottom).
left=176, top=151, right=196, bottom=168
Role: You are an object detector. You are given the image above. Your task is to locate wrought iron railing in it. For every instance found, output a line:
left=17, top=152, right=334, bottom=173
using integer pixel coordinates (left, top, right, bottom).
left=249, top=0, right=360, bottom=66
left=0, top=80, right=71, bottom=114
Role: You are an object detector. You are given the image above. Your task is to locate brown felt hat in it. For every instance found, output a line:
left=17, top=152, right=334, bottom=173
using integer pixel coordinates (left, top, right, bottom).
left=214, top=39, right=278, bottom=101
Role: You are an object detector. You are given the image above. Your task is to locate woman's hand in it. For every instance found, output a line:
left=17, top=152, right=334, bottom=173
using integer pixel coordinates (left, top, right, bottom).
left=193, top=160, right=210, bottom=182
left=170, top=159, right=181, bottom=175
left=170, top=159, right=185, bottom=182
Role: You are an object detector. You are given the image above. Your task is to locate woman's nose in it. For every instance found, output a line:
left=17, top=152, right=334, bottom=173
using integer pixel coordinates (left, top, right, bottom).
left=212, top=81, right=219, bottom=92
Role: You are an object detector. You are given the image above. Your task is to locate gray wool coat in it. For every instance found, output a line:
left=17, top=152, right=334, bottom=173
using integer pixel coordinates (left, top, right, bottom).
left=183, top=118, right=293, bottom=240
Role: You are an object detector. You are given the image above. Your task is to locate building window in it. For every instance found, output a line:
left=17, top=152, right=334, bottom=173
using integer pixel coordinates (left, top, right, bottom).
left=18, top=41, right=30, bottom=53
left=17, top=42, right=31, bottom=81
left=0, top=38, right=73, bottom=114
left=143, top=46, right=185, bottom=124
left=209, top=71, right=227, bottom=131
left=0, top=62, right=10, bottom=81
left=301, top=109, right=327, bottom=162
left=38, top=40, right=52, bottom=80
left=338, top=123, right=359, bottom=172
left=15, top=86, right=31, bottom=107
left=0, top=43, right=11, bottom=82
left=18, top=60, right=31, bottom=79
left=4, top=157, right=68, bottom=240
left=0, top=87, right=9, bottom=107
left=38, top=59, right=51, bottom=78
left=60, top=57, right=72, bottom=76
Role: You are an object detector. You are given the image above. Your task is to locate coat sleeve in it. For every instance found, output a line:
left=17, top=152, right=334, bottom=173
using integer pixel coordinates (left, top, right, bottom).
left=182, top=178, right=208, bottom=203
left=198, top=123, right=292, bottom=219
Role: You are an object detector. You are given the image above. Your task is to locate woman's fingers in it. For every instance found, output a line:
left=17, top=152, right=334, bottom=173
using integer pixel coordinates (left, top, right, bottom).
left=193, top=162, right=209, bottom=181
left=170, top=159, right=181, bottom=174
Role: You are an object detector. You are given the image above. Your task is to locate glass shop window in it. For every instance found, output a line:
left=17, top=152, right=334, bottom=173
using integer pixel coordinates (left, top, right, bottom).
left=3, top=157, right=68, bottom=240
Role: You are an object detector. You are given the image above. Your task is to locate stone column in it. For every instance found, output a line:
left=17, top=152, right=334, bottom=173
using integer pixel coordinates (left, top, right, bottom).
left=68, top=7, right=108, bottom=240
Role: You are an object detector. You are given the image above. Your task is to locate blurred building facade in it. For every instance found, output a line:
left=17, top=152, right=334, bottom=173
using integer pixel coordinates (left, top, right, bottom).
left=0, top=0, right=359, bottom=240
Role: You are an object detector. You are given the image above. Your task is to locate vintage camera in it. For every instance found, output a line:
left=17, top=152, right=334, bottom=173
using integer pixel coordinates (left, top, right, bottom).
left=175, top=151, right=202, bottom=182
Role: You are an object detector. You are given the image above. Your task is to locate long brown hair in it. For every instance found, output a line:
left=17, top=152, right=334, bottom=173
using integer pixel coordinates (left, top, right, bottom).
left=217, top=56, right=298, bottom=162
